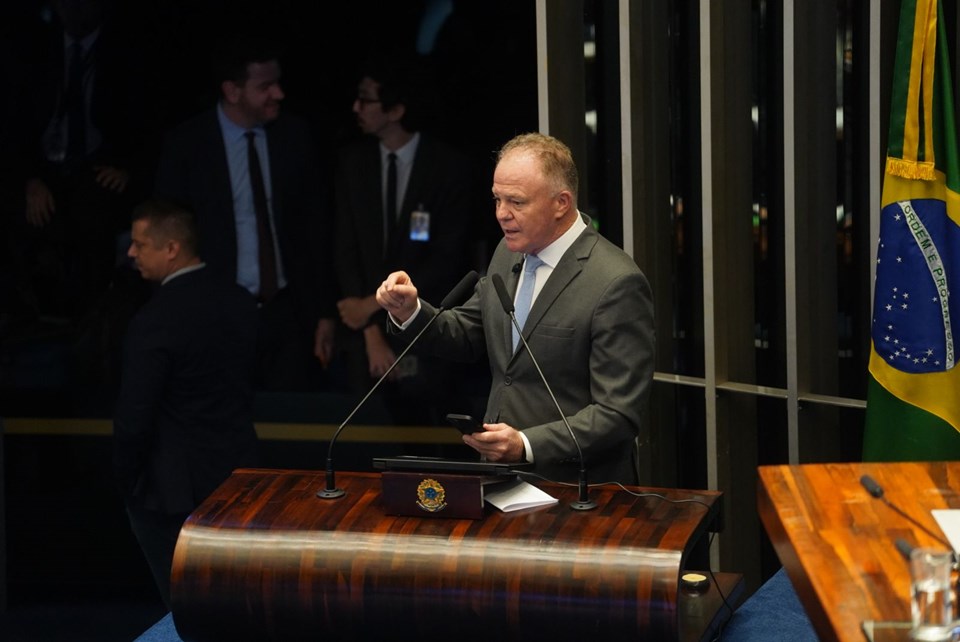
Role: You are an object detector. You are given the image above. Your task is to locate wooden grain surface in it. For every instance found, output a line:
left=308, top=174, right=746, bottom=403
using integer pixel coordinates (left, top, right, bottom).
left=758, top=461, right=960, bottom=642
left=170, top=468, right=723, bottom=641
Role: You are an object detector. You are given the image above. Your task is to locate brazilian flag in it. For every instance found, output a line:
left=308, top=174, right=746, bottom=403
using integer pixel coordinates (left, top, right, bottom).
left=864, top=0, right=960, bottom=460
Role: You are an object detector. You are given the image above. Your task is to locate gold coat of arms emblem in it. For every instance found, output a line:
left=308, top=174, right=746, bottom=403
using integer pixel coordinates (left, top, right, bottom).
left=416, top=478, right=446, bottom=512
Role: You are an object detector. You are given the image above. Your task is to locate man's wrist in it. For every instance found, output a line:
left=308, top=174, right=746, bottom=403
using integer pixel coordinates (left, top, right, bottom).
left=389, top=299, right=422, bottom=330
left=518, top=431, right=534, bottom=463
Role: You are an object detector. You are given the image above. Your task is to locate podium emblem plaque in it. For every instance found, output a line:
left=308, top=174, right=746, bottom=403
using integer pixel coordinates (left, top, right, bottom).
left=416, top=478, right=447, bottom=513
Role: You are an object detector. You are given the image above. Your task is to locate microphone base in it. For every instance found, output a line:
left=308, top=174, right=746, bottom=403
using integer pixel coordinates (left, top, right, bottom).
left=569, top=498, right=598, bottom=511
left=316, top=487, right=345, bottom=499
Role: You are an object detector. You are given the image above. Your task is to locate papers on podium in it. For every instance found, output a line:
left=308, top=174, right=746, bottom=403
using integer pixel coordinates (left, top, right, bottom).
left=484, top=479, right=558, bottom=512
left=931, top=510, right=960, bottom=552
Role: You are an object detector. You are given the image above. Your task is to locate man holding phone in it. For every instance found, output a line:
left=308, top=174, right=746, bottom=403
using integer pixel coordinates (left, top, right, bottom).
left=446, top=413, right=483, bottom=435
left=376, top=133, right=655, bottom=485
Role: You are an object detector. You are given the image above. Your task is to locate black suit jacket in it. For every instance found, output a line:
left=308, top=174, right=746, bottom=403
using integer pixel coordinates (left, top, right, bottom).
left=14, top=21, right=143, bottom=181
left=334, top=134, right=474, bottom=310
left=155, top=108, right=335, bottom=328
left=113, top=267, right=259, bottom=514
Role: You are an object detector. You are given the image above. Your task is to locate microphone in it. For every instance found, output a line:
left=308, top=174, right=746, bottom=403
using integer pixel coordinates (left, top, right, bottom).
left=512, top=261, right=523, bottom=274
left=860, top=474, right=883, bottom=498
left=491, top=273, right=596, bottom=511
left=859, top=474, right=953, bottom=550
left=895, top=537, right=915, bottom=562
left=317, top=270, right=479, bottom=499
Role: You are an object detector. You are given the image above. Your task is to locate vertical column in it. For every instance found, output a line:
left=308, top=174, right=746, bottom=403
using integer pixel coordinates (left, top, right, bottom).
left=622, top=0, right=676, bottom=486
left=793, top=1, right=842, bottom=461
left=702, top=0, right=761, bottom=584
left=536, top=0, right=589, bottom=201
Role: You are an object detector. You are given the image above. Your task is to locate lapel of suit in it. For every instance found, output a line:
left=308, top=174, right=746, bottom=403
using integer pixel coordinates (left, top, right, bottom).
left=43, top=32, right=66, bottom=124
left=387, top=136, right=430, bottom=262
left=265, top=119, right=284, bottom=240
left=401, top=136, right=430, bottom=218
left=502, top=253, right=524, bottom=360
left=350, top=141, right=382, bottom=261
left=511, top=226, right=596, bottom=360
left=205, top=111, right=239, bottom=268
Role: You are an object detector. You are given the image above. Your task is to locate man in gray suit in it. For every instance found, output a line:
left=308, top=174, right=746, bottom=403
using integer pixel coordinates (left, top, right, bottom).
left=377, top=133, right=655, bottom=485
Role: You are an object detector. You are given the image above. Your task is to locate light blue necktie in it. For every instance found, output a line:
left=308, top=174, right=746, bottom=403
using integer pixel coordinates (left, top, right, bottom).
left=513, top=255, right=544, bottom=350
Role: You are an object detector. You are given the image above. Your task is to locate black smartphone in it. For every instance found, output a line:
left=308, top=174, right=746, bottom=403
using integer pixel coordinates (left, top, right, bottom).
left=446, top=413, right=483, bottom=435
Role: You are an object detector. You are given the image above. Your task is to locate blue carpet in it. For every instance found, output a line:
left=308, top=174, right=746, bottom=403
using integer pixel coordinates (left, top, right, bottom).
left=0, top=599, right=166, bottom=642
left=135, top=613, right=181, bottom=642
left=724, top=568, right=819, bottom=641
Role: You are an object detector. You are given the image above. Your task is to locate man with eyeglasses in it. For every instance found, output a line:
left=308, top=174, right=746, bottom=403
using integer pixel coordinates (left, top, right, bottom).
left=334, top=56, right=477, bottom=424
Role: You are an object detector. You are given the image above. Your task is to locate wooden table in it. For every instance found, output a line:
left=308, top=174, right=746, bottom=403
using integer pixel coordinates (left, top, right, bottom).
left=170, top=468, right=737, bottom=641
left=758, top=461, right=960, bottom=642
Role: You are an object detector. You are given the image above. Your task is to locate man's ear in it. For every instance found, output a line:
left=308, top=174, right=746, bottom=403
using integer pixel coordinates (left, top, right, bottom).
left=386, top=103, right=406, bottom=124
left=555, top=190, right=573, bottom=216
left=166, top=239, right=181, bottom=260
left=221, top=80, right=241, bottom=105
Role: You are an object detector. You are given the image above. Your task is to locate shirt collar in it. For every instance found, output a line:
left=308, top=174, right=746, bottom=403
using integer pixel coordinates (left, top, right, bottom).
left=162, top=262, right=206, bottom=286
left=216, top=103, right=265, bottom=141
left=64, top=28, right=100, bottom=55
left=380, top=131, right=420, bottom=165
left=529, top=212, right=588, bottom=268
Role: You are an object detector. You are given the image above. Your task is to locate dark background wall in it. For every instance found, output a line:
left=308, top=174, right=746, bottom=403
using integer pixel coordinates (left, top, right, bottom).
left=0, top=0, right=540, bottom=631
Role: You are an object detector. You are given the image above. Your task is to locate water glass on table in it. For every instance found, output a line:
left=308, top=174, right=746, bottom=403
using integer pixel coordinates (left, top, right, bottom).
left=910, top=548, right=957, bottom=641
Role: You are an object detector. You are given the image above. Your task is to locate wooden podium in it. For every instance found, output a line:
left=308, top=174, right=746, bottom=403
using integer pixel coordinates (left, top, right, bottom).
left=170, top=468, right=733, bottom=641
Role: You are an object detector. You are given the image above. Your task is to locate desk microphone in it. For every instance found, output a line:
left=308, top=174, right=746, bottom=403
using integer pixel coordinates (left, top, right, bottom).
left=491, top=273, right=597, bottom=511
left=317, top=271, right=479, bottom=499
left=859, top=474, right=953, bottom=550
left=895, top=537, right=915, bottom=562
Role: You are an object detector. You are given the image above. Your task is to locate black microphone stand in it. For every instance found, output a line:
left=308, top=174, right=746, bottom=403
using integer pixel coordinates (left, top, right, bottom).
left=318, top=312, right=446, bottom=498
left=860, top=474, right=955, bottom=550
left=515, top=329, right=597, bottom=511
left=492, top=273, right=596, bottom=511
left=318, top=271, right=478, bottom=499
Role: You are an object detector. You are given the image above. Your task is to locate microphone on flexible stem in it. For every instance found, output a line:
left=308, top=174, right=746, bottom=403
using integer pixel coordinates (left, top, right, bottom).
left=491, top=273, right=597, bottom=511
left=317, top=270, right=479, bottom=499
left=859, top=474, right=954, bottom=550
left=895, top=538, right=915, bottom=562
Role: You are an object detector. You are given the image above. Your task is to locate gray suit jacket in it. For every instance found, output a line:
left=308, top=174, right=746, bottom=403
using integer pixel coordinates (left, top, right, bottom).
left=403, top=215, right=655, bottom=484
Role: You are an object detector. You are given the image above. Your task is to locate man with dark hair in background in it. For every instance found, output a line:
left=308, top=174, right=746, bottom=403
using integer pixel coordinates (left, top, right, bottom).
left=9, top=0, right=144, bottom=322
left=155, top=36, right=337, bottom=391
left=335, top=56, right=476, bottom=424
left=114, top=200, right=258, bottom=607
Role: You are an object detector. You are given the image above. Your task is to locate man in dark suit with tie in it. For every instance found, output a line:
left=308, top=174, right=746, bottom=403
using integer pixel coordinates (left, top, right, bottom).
left=114, top=200, right=258, bottom=607
left=377, top=133, right=655, bottom=484
left=335, top=58, right=476, bottom=423
left=10, top=0, right=143, bottom=320
left=155, top=37, right=336, bottom=390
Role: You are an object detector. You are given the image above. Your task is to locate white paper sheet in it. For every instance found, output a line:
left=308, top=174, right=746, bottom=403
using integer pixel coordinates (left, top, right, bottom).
left=483, top=479, right=558, bottom=512
left=932, top=509, right=960, bottom=552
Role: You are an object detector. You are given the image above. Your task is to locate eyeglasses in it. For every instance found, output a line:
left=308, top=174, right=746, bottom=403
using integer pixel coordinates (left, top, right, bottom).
left=355, top=96, right=382, bottom=106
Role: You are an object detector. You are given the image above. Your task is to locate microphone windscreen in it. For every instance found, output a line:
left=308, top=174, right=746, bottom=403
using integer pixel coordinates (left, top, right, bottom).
left=491, top=273, right=515, bottom=314
left=860, top=474, right=884, bottom=498
left=894, top=538, right=914, bottom=561
left=440, top=271, right=479, bottom=309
